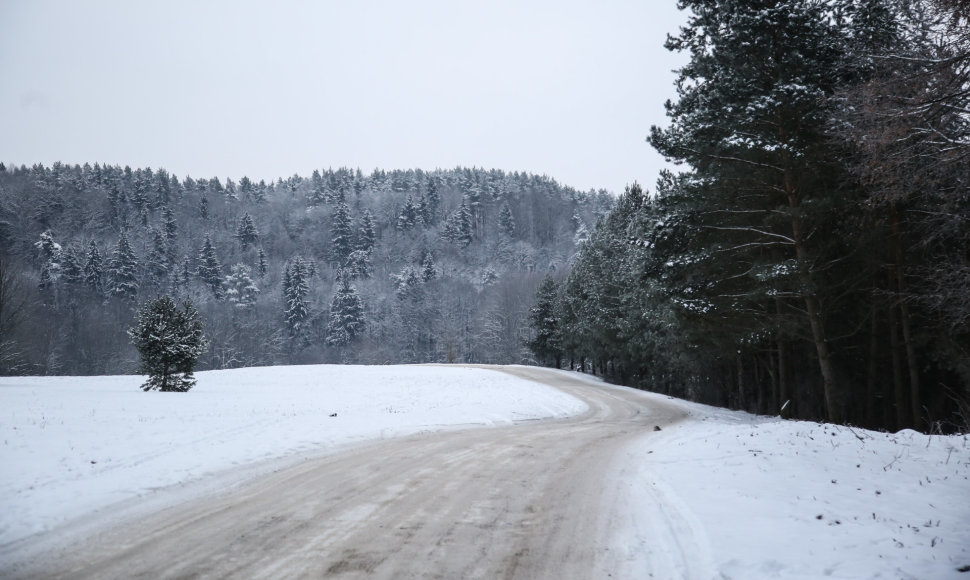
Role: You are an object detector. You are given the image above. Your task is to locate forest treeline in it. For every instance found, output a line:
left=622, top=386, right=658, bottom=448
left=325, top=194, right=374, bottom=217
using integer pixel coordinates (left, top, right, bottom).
left=0, top=164, right=612, bottom=375
left=527, top=0, right=969, bottom=433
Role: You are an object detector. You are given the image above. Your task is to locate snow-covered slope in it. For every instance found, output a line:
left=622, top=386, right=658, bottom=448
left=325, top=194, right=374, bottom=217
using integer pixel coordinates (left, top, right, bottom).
left=0, top=365, right=586, bottom=548
left=610, top=390, right=970, bottom=579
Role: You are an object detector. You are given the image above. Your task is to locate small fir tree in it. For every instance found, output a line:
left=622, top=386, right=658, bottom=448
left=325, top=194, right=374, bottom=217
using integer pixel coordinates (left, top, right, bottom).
left=128, top=295, right=207, bottom=392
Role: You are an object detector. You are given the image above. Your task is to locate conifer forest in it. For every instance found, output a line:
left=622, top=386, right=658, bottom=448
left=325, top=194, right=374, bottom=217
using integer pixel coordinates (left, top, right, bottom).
left=0, top=165, right=611, bottom=376
left=2, top=0, right=968, bottom=434
left=529, top=0, right=970, bottom=433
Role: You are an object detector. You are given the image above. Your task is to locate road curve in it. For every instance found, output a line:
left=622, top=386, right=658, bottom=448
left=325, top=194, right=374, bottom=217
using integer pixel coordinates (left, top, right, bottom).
left=4, top=366, right=687, bottom=580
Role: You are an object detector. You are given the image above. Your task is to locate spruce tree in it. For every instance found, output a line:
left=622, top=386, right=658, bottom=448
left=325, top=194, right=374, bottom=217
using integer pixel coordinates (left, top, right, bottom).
left=325, top=276, right=366, bottom=347
left=396, top=195, right=419, bottom=231
left=196, top=234, right=224, bottom=299
left=146, top=229, right=169, bottom=289
left=421, top=250, right=437, bottom=282
left=498, top=202, right=516, bottom=237
left=357, top=210, right=377, bottom=255
left=83, top=241, right=105, bottom=295
left=225, top=264, right=260, bottom=308
left=108, top=231, right=139, bottom=301
left=235, top=213, right=260, bottom=251
left=282, top=258, right=311, bottom=339
left=344, top=249, right=371, bottom=280
left=128, top=295, right=208, bottom=392
left=329, top=202, right=354, bottom=267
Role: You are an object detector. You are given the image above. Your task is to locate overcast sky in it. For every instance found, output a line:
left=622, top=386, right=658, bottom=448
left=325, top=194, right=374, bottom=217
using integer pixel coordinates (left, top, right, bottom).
left=0, top=1, right=688, bottom=194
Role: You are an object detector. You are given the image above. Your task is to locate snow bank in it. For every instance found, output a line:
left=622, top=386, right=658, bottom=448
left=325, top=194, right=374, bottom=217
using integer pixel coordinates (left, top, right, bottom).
left=617, top=392, right=970, bottom=579
left=0, top=364, right=586, bottom=548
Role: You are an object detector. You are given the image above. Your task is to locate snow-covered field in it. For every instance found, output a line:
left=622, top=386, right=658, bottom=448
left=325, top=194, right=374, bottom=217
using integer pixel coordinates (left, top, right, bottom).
left=1, top=364, right=968, bottom=578
left=612, top=391, right=970, bottom=579
left=0, top=365, right=585, bottom=548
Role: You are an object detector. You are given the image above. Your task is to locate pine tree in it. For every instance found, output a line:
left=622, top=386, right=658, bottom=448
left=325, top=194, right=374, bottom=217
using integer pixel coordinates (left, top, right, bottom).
left=421, top=250, right=437, bottom=282
left=61, top=245, right=84, bottom=286
left=443, top=200, right=473, bottom=247
left=34, top=231, right=62, bottom=290
left=325, top=276, right=366, bottom=347
left=282, top=258, right=311, bottom=338
left=161, top=206, right=179, bottom=268
left=424, top=177, right=441, bottom=224
left=648, top=0, right=860, bottom=422
left=357, top=210, right=377, bottom=255
left=256, top=248, right=268, bottom=278
left=196, top=234, right=223, bottom=298
left=396, top=195, right=419, bottom=231
left=128, top=295, right=208, bottom=392
left=235, top=213, right=260, bottom=251
left=330, top=202, right=355, bottom=267
left=344, top=249, right=371, bottom=280
left=108, top=231, right=139, bottom=301
left=498, top=202, right=516, bottom=237
left=225, top=263, right=260, bottom=308
left=145, top=229, right=169, bottom=289
left=84, top=241, right=105, bottom=295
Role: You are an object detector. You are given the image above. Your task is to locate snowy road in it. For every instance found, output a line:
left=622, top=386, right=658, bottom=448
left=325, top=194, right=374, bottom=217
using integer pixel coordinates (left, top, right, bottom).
left=4, top=366, right=686, bottom=579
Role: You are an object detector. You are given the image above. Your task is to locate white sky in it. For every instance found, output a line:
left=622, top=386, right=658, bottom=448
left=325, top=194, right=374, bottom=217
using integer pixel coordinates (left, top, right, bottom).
left=0, top=0, right=688, bottom=194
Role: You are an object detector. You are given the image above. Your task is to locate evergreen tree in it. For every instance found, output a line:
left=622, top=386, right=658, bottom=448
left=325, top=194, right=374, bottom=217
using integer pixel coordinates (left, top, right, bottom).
left=83, top=241, right=105, bottom=295
left=424, top=177, right=441, bottom=224
left=34, top=231, right=62, bottom=290
left=128, top=295, right=208, bottom=392
left=330, top=202, right=355, bottom=267
left=225, top=263, right=260, bottom=308
left=443, top=200, right=473, bottom=248
left=282, top=258, right=311, bottom=339
left=108, top=231, right=139, bottom=301
left=397, top=195, right=419, bottom=231
left=357, top=210, right=377, bottom=255
left=325, top=276, right=366, bottom=347
left=344, top=249, right=371, bottom=280
left=256, top=248, right=268, bottom=278
left=648, top=0, right=861, bottom=422
left=421, top=250, right=437, bottom=282
left=146, top=229, right=169, bottom=289
left=196, top=234, right=224, bottom=298
left=61, top=245, right=84, bottom=286
left=498, top=202, right=516, bottom=237
left=234, top=213, right=260, bottom=251
left=161, top=206, right=179, bottom=268
left=527, top=276, right=563, bottom=368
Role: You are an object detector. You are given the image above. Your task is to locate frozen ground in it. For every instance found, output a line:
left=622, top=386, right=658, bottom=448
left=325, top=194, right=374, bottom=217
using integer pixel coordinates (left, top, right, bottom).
left=1, top=364, right=968, bottom=578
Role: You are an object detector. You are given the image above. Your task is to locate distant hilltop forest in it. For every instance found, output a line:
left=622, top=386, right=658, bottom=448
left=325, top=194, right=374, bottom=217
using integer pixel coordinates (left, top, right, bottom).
left=0, top=162, right=613, bottom=375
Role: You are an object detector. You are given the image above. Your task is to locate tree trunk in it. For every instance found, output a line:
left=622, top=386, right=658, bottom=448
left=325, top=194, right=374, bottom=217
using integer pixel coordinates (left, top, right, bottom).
left=786, top=168, right=843, bottom=423
left=775, top=300, right=791, bottom=418
left=887, top=295, right=909, bottom=429
left=891, top=209, right=922, bottom=429
left=866, top=296, right=880, bottom=427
